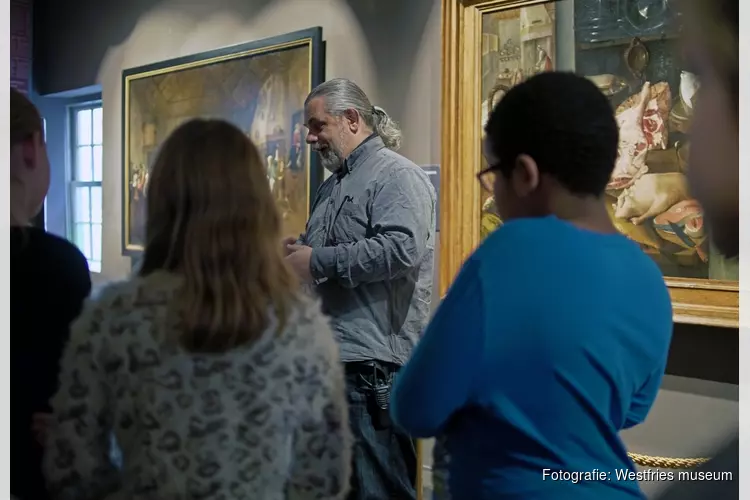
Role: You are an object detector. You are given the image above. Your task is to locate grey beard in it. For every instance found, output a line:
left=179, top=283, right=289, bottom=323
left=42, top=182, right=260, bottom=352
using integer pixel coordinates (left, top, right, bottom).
left=318, top=148, right=344, bottom=173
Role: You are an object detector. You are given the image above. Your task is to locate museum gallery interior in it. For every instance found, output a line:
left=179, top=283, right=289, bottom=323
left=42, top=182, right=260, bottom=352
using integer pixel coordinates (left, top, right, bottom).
left=14, top=0, right=738, bottom=497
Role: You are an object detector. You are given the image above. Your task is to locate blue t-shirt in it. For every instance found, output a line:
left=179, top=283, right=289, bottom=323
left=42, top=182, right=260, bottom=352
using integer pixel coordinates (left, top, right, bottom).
left=391, top=216, right=673, bottom=499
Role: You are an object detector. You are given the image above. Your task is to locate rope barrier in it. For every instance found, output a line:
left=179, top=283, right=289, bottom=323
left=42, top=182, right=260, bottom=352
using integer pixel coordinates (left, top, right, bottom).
left=627, top=452, right=710, bottom=469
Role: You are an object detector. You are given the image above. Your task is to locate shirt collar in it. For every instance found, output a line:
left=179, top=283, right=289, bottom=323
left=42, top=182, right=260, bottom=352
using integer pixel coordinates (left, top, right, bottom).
left=337, top=134, right=384, bottom=178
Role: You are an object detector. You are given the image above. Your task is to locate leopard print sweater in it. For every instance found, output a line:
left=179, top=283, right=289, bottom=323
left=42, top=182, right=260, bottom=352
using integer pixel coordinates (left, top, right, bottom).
left=43, top=272, right=352, bottom=500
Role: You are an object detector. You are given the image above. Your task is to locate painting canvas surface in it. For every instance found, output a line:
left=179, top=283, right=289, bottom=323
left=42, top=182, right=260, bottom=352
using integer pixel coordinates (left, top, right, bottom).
left=574, top=0, right=737, bottom=281
left=477, top=1, right=738, bottom=282
left=478, top=3, right=556, bottom=239
left=123, top=36, right=318, bottom=253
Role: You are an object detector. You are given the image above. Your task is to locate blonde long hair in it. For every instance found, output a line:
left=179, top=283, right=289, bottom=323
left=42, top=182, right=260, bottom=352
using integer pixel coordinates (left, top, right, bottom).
left=139, top=118, right=298, bottom=353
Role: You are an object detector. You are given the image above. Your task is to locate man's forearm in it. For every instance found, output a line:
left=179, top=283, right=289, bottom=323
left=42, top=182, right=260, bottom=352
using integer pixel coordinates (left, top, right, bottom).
left=310, top=232, right=424, bottom=288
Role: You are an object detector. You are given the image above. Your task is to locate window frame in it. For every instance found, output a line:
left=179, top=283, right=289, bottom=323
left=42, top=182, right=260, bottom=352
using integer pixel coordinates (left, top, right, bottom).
left=67, top=99, right=103, bottom=273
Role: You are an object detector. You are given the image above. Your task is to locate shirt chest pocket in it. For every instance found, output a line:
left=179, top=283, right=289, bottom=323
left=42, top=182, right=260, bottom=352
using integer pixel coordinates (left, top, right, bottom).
left=331, top=201, right=369, bottom=244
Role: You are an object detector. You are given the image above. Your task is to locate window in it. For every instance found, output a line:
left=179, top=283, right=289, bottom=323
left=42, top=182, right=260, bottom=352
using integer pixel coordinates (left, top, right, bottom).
left=69, top=103, right=103, bottom=273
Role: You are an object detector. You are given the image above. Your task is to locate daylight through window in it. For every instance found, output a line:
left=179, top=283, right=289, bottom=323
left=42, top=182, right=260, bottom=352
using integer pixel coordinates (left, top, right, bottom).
left=69, top=104, right=103, bottom=273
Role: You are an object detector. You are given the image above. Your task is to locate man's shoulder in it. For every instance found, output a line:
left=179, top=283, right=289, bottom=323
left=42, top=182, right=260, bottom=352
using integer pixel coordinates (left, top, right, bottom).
left=13, top=227, right=89, bottom=268
left=11, top=227, right=92, bottom=295
left=371, top=150, right=432, bottom=190
left=374, top=148, right=421, bottom=172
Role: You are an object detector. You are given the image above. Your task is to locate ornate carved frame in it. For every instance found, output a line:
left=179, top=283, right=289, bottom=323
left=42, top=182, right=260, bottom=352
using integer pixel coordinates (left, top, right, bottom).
left=440, top=0, right=738, bottom=328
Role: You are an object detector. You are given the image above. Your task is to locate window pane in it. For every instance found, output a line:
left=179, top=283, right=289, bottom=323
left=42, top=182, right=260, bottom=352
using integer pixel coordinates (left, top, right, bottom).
left=93, top=107, right=103, bottom=145
left=74, top=186, right=91, bottom=222
left=76, top=108, right=92, bottom=145
left=75, top=223, right=92, bottom=260
left=93, top=145, right=103, bottom=182
left=76, top=146, right=93, bottom=181
left=89, top=260, right=102, bottom=273
left=92, top=223, right=102, bottom=261
left=90, top=185, right=102, bottom=223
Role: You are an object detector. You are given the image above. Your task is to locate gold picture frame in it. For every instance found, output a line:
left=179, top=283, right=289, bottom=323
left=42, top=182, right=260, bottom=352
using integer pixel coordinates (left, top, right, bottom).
left=121, top=28, right=325, bottom=255
left=440, top=0, right=738, bottom=327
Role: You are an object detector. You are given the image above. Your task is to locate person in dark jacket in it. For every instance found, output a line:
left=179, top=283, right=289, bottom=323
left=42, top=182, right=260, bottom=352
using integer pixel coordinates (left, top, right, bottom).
left=10, top=87, right=92, bottom=500
left=657, top=1, right=739, bottom=498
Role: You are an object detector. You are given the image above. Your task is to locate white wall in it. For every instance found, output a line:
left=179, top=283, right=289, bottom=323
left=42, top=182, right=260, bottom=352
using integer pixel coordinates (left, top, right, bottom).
left=88, top=0, right=441, bottom=283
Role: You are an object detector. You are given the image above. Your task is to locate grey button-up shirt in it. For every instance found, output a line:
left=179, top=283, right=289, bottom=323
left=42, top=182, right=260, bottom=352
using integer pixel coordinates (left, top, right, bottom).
left=301, top=135, right=436, bottom=365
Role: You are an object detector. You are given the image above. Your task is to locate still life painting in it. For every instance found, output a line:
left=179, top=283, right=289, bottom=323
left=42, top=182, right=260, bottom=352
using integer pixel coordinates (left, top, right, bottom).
left=575, top=0, right=737, bottom=282
left=478, top=1, right=557, bottom=240
left=477, top=0, right=738, bottom=283
left=121, top=28, right=324, bottom=255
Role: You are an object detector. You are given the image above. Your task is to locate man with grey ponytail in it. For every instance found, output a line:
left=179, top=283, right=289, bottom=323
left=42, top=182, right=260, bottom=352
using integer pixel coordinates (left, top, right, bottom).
left=284, top=78, right=436, bottom=500
left=370, top=105, right=402, bottom=151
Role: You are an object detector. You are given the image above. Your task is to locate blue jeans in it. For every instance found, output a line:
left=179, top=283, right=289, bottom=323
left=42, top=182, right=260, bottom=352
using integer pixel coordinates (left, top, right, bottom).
left=345, top=367, right=417, bottom=500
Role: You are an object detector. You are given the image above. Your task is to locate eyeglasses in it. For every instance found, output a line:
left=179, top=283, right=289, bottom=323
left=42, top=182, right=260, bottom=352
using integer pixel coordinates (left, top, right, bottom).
left=477, top=164, right=500, bottom=193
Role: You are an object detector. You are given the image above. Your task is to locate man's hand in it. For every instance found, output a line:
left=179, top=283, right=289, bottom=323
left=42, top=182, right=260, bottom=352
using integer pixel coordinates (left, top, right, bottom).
left=285, top=244, right=314, bottom=284
left=282, top=236, right=299, bottom=257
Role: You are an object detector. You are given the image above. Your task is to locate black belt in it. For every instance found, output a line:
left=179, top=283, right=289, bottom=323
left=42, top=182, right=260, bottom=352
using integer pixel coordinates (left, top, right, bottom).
left=344, top=360, right=399, bottom=376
